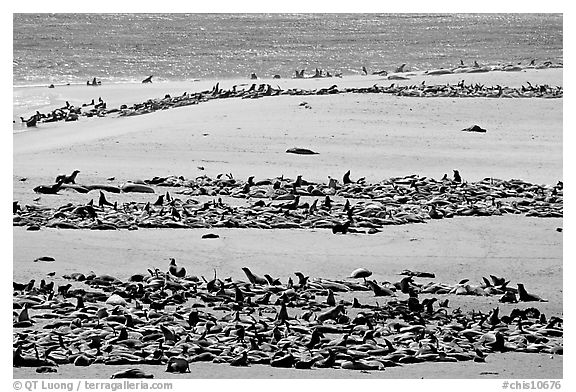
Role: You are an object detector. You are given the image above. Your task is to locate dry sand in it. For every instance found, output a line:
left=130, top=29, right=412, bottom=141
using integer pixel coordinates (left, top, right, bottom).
left=12, top=68, right=563, bottom=379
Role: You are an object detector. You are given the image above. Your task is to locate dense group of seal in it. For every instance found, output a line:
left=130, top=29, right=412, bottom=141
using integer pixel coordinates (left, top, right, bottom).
left=20, top=59, right=562, bottom=127
left=14, top=171, right=563, bottom=232
left=23, top=80, right=562, bottom=127
left=13, top=262, right=562, bottom=376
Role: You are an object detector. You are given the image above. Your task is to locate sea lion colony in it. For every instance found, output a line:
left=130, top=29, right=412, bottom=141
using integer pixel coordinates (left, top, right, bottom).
left=19, top=78, right=562, bottom=127
left=14, top=171, right=563, bottom=232
left=13, top=262, right=563, bottom=376
left=14, top=61, right=563, bottom=377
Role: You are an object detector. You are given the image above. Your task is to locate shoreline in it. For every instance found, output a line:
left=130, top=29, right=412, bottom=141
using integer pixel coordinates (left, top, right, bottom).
left=12, top=59, right=563, bottom=89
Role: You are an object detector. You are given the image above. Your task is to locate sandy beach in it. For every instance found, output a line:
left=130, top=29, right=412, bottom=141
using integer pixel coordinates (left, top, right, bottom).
left=13, top=68, right=563, bottom=379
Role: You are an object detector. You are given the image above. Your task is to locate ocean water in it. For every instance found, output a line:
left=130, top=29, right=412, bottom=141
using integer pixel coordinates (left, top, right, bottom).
left=13, top=13, right=563, bottom=86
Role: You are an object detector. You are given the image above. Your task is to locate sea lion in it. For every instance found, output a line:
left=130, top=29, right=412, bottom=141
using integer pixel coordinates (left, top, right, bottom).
left=286, top=147, right=319, bottom=155
left=317, top=304, right=346, bottom=323
left=517, top=283, right=548, bottom=302
left=343, top=170, right=352, bottom=184
left=33, top=256, right=55, bottom=263
left=387, top=74, right=410, bottom=80
left=453, top=170, right=462, bottom=183
left=111, top=368, right=154, bottom=379
left=60, top=184, right=90, bottom=193
left=313, top=350, right=337, bottom=368
left=241, top=267, right=268, bottom=285
left=426, top=69, right=453, bottom=75
left=366, top=280, right=395, bottom=296
left=349, top=268, right=372, bottom=282
left=229, top=351, right=249, bottom=366
left=332, top=221, right=351, bottom=234
left=165, top=356, right=190, bottom=373
left=33, top=179, right=64, bottom=195
left=168, top=258, right=186, bottom=278
left=36, top=366, right=57, bottom=373
left=55, top=170, right=80, bottom=184
left=395, top=63, right=407, bottom=73
left=121, top=183, right=155, bottom=193
left=461, top=125, right=486, bottom=133
left=98, top=191, right=114, bottom=208
left=270, top=352, right=294, bottom=368
left=142, top=76, right=153, bottom=84
left=294, top=272, right=309, bottom=287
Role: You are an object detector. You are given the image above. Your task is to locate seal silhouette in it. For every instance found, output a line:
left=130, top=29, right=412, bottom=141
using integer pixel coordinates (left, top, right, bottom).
left=241, top=267, right=267, bottom=285
left=55, top=170, right=80, bottom=184
left=33, top=179, right=64, bottom=194
left=168, top=258, right=186, bottom=278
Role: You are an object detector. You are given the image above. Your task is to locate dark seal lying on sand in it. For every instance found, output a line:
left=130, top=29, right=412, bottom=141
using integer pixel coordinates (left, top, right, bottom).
left=286, top=147, right=319, bottom=155
left=461, top=124, right=487, bottom=133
